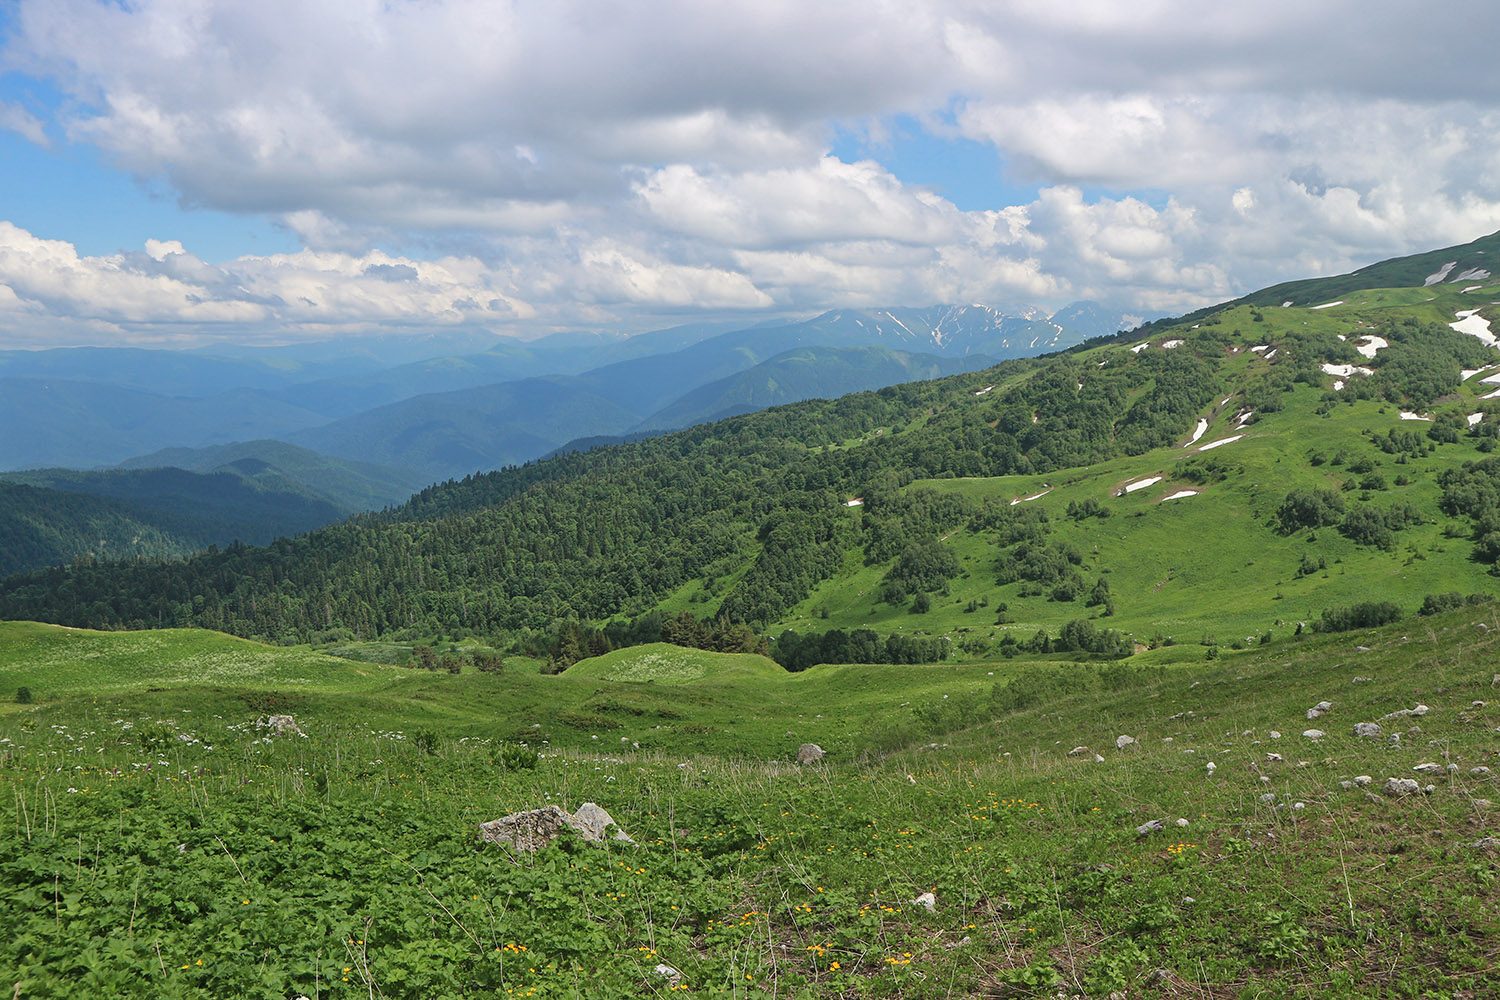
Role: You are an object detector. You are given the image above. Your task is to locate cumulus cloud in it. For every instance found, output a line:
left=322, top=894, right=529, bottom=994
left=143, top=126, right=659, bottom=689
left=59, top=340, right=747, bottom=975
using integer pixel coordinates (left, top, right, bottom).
left=4, top=0, right=1500, bottom=343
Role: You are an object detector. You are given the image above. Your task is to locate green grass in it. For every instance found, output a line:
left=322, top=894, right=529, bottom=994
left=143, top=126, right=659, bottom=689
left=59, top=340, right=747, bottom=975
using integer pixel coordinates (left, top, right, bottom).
left=1, top=608, right=1497, bottom=997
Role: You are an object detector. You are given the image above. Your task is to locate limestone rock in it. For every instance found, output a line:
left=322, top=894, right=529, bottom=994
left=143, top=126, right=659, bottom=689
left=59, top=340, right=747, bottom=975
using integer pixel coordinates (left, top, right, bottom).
left=1116, top=735, right=1138, bottom=749
left=1353, top=775, right=1372, bottom=787
left=1413, top=763, right=1444, bottom=775
left=653, top=964, right=682, bottom=987
left=1383, top=778, right=1421, bottom=797
left=258, top=714, right=303, bottom=737
left=1302, top=729, right=1325, bottom=740
left=1067, top=746, right=1090, bottom=757
left=571, top=802, right=636, bottom=844
left=478, top=802, right=635, bottom=851
left=1353, top=722, right=1382, bottom=738
left=1307, top=701, right=1333, bottom=720
left=1135, top=818, right=1165, bottom=836
left=912, top=891, right=937, bottom=912
left=796, top=743, right=826, bottom=764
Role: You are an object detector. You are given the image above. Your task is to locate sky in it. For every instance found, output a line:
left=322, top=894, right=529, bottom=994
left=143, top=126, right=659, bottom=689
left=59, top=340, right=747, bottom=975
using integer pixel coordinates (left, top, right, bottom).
left=2, top=0, right=1500, bottom=349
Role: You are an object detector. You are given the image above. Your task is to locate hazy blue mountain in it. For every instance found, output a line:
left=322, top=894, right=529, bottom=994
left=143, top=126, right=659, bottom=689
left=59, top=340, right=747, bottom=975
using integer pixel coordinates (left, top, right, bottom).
left=1049, top=301, right=1143, bottom=340
left=636, top=345, right=995, bottom=432
left=0, top=378, right=330, bottom=470
left=118, top=440, right=427, bottom=511
left=0, top=346, right=347, bottom=397
left=287, top=378, right=641, bottom=479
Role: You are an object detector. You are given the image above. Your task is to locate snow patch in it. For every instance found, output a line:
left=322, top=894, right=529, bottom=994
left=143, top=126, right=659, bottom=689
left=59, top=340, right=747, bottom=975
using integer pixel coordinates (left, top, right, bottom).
left=1485, top=387, right=1500, bottom=400
left=1461, top=365, right=1499, bottom=381
left=1198, top=435, right=1243, bottom=452
left=1281, top=300, right=1293, bottom=308
left=1463, top=285, right=1485, bottom=293
left=1186, top=419, right=1208, bottom=445
left=1160, top=339, right=1184, bottom=349
left=1311, top=300, right=1345, bottom=310
left=1333, top=380, right=1345, bottom=391
left=1425, top=261, right=1458, bottom=285
left=1129, top=342, right=1149, bottom=354
left=973, top=385, right=995, bottom=395
left=1160, top=490, right=1200, bottom=502
left=1353, top=336, right=1388, bottom=359
left=1469, top=413, right=1484, bottom=426
left=1264, top=349, right=1277, bottom=360
left=1237, top=409, right=1255, bottom=426
left=1451, top=309, right=1498, bottom=347
left=1009, top=488, right=1052, bottom=506
left=1122, top=476, right=1163, bottom=494
left=1454, top=267, right=1491, bottom=282
left=1322, top=363, right=1374, bottom=378
left=1399, top=412, right=1432, bottom=422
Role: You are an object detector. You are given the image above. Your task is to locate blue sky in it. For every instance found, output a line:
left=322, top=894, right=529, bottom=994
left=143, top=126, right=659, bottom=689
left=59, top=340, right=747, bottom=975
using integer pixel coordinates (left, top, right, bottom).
left=1, top=0, right=1499, bottom=348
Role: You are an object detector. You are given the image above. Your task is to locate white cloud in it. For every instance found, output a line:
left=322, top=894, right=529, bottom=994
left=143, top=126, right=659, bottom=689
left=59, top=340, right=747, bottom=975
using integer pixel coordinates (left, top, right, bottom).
left=5, top=0, right=1500, bottom=343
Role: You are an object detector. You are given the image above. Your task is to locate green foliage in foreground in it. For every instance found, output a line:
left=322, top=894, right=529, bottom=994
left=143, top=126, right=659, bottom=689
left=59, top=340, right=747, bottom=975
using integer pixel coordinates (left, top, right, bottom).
left=0, top=612, right=1497, bottom=998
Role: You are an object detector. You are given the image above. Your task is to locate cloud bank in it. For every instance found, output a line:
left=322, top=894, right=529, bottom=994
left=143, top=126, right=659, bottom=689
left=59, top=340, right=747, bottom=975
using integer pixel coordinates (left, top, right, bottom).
left=3, top=0, right=1500, bottom=345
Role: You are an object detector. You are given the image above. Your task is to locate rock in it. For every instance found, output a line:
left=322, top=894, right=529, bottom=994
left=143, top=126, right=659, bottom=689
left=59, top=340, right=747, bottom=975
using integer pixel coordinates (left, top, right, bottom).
left=1136, top=819, right=1165, bottom=836
left=1407, top=726, right=1423, bottom=735
left=1354, top=645, right=1371, bottom=652
left=1302, top=729, right=1325, bottom=740
left=1383, top=778, right=1421, bottom=797
left=1472, top=700, right=1488, bottom=708
left=1382, top=704, right=1429, bottom=721
left=570, top=802, right=636, bottom=844
left=1116, top=735, right=1138, bottom=749
left=653, top=964, right=682, bottom=987
left=1067, top=746, right=1090, bottom=757
left=1424, top=784, right=1437, bottom=794
left=1352, top=676, right=1373, bottom=684
left=1354, top=775, right=1373, bottom=787
left=912, top=891, right=937, bottom=913
left=1307, top=701, right=1334, bottom=720
left=1413, top=763, right=1444, bottom=775
left=1269, top=730, right=1281, bottom=739
left=1266, top=752, right=1283, bottom=761
left=1471, top=838, right=1500, bottom=850
left=478, top=802, right=634, bottom=851
left=1353, top=722, right=1382, bottom=738
left=1093, top=754, right=1105, bottom=763
left=1447, top=764, right=1460, bottom=774
left=1175, top=818, right=1189, bottom=827
left=258, top=714, right=303, bottom=736
left=1205, top=762, right=1216, bottom=772
left=1258, top=793, right=1276, bottom=803
left=796, top=743, right=826, bottom=764
left=1470, top=766, right=1493, bottom=777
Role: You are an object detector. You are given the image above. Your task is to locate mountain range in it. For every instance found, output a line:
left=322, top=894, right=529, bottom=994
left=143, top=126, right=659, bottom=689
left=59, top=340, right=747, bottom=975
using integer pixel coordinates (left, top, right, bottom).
left=3, top=231, right=1498, bottom=653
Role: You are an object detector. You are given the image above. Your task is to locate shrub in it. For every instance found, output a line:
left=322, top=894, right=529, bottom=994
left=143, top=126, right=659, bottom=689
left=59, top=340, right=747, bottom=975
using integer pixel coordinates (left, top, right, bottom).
left=1315, top=601, right=1402, bottom=632
left=15, top=686, right=32, bottom=704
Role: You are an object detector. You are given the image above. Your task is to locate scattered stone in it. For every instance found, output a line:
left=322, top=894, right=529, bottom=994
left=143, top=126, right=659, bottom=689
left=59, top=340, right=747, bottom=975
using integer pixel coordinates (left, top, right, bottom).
left=1354, top=775, right=1373, bottom=787
left=1258, top=793, right=1276, bottom=803
left=1302, top=729, right=1325, bottom=740
left=1205, top=762, right=1216, bottom=773
left=912, top=891, right=937, bottom=913
left=1413, top=763, right=1444, bottom=775
left=653, top=964, right=682, bottom=987
left=1339, top=781, right=1354, bottom=790
left=1352, top=676, right=1373, bottom=684
left=1182, top=896, right=1196, bottom=904
left=1407, top=726, right=1423, bottom=735
left=1116, top=735, right=1138, bottom=749
left=1292, top=802, right=1306, bottom=810
left=944, top=936, right=972, bottom=949
left=1269, top=730, right=1282, bottom=739
left=1470, top=766, right=1493, bottom=777
left=1473, top=700, right=1488, bottom=708
left=1307, top=701, right=1334, bottom=720
left=1067, top=746, right=1090, bottom=757
left=1136, top=819, right=1165, bottom=836
left=1266, top=752, right=1283, bottom=761
left=1175, top=818, right=1190, bottom=828
left=1471, top=838, right=1500, bottom=850
left=1474, top=799, right=1494, bottom=809
left=1388, top=733, right=1402, bottom=745
left=796, top=743, right=826, bottom=764
left=478, top=802, right=635, bottom=851
left=1093, top=754, right=1105, bottom=763
left=1382, top=704, right=1429, bottom=721
left=1355, top=646, right=1371, bottom=652
left=1424, top=784, right=1438, bottom=794
left=1383, top=778, right=1421, bottom=797
left=1353, top=722, right=1382, bottom=738
left=1447, top=764, right=1461, bottom=774
left=258, top=714, right=304, bottom=737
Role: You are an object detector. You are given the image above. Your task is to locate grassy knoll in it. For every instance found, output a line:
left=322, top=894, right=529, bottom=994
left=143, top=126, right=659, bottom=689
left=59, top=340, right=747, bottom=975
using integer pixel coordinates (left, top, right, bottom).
left=1, top=613, right=1497, bottom=998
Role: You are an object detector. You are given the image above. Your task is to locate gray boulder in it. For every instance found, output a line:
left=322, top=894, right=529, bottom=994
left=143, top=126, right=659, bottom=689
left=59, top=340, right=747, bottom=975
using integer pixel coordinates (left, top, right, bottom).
left=1383, top=778, right=1421, bottom=797
left=478, top=802, right=634, bottom=851
left=1116, top=735, right=1138, bottom=749
left=1352, top=722, right=1381, bottom=738
left=1302, top=729, right=1325, bottom=740
left=1135, top=818, right=1165, bottom=836
left=1307, top=701, right=1333, bottom=720
left=796, top=743, right=826, bottom=764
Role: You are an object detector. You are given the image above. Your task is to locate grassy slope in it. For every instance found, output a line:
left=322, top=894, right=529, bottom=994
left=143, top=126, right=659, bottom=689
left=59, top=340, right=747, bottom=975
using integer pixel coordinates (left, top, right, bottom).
left=0, top=612, right=1496, bottom=998
left=774, top=290, right=1500, bottom=649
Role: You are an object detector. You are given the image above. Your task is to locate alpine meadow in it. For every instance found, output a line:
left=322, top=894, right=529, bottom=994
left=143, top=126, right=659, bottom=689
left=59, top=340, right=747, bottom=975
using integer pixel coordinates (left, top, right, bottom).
left=1, top=229, right=1499, bottom=999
